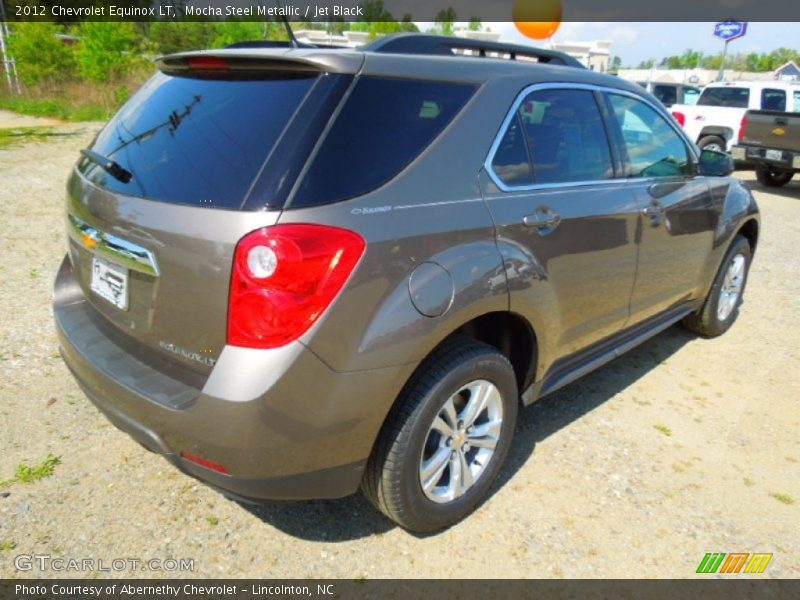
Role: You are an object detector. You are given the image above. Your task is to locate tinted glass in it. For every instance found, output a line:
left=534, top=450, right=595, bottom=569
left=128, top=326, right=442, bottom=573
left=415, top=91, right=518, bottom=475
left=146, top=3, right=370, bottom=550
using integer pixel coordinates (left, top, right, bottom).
left=516, top=88, right=614, bottom=184
left=293, top=77, right=476, bottom=207
left=653, top=85, right=677, bottom=106
left=761, top=89, right=787, bottom=112
left=609, top=94, right=691, bottom=178
left=491, top=113, right=533, bottom=186
left=697, top=87, right=750, bottom=108
left=81, top=73, right=316, bottom=209
left=794, top=91, right=800, bottom=113
left=683, top=87, right=701, bottom=105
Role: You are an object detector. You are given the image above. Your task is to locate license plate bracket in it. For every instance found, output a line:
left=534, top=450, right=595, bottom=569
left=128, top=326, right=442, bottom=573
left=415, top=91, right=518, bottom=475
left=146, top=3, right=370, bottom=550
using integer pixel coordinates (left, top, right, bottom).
left=90, top=256, right=129, bottom=310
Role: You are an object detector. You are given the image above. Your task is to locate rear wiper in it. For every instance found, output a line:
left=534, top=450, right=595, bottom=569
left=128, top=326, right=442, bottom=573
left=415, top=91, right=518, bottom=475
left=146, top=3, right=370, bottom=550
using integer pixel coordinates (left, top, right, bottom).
left=80, top=149, right=133, bottom=184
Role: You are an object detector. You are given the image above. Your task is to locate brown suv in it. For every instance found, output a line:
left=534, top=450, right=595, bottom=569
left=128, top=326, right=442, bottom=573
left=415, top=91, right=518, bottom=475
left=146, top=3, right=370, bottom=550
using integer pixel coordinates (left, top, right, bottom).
left=55, top=34, right=760, bottom=532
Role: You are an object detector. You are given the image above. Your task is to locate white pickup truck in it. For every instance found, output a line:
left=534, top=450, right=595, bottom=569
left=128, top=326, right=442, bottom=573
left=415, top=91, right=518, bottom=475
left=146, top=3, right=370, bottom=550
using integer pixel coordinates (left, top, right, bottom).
left=670, top=81, right=800, bottom=152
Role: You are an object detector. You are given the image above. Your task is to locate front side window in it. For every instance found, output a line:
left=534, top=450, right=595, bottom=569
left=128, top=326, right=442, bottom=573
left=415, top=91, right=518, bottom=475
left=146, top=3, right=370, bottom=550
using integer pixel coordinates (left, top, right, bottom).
left=511, top=88, right=614, bottom=184
left=608, top=94, right=691, bottom=178
left=761, top=88, right=787, bottom=112
left=794, top=91, right=800, bottom=113
left=653, top=85, right=678, bottom=107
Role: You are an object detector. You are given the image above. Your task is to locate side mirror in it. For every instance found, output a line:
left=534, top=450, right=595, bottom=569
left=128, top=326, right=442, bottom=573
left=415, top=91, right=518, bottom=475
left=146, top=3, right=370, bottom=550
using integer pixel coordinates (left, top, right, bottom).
left=698, top=149, right=734, bottom=177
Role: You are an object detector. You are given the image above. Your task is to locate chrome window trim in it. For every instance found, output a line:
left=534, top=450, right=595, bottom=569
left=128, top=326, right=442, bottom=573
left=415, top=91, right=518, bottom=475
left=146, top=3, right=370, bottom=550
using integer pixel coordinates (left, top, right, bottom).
left=68, top=214, right=160, bottom=277
left=484, top=82, right=698, bottom=193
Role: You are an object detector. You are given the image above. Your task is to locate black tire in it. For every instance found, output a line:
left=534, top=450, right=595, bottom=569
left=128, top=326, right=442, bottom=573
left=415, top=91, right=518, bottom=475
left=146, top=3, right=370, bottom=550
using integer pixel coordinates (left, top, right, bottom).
left=683, top=235, right=752, bottom=337
left=755, top=165, right=794, bottom=188
left=697, top=135, right=727, bottom=153
left=362, top=337, right=518, bottom=532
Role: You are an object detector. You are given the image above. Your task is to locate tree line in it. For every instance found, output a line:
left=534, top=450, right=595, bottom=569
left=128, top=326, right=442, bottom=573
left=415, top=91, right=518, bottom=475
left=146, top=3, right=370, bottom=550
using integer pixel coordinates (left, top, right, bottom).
left=630, top=48, right=799, bottom=72
left=4, top=0, right=475, bottom=86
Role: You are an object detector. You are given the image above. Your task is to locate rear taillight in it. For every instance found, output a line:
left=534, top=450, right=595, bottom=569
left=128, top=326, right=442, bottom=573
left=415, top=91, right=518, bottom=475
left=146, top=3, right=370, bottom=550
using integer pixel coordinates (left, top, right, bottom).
left=738, top=113, right=748, bottom=143
left=227, top=224, right=365, bottom=349
left=672, top=111, right=685, bottom=127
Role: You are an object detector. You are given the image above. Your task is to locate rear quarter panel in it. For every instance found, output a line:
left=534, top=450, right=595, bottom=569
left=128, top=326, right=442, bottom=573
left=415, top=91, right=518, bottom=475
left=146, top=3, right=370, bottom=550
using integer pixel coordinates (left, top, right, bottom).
left=279, top=79, right=527, bottom=373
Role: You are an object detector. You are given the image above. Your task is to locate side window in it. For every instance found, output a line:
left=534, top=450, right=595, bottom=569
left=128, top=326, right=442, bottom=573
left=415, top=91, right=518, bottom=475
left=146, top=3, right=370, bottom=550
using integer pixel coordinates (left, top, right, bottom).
left=293, top=77, right=476, bottom=207
left=653, top=85, right=677, bottom=107
left=794, top=91, right=800, bottom=113
left=608, top=94, right=691, bottom=178
left=514, top=88, right=614, bottom=184
left=491, top=114, right=533, bottom=186
left=761, top=89, right=787, bottom=112
left=683, top=87, right=701, bottom=105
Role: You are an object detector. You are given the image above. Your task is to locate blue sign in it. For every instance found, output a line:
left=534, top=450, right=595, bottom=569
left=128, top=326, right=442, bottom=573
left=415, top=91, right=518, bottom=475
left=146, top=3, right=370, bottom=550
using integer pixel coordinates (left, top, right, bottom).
left=714, top=21, right=748, bottom=42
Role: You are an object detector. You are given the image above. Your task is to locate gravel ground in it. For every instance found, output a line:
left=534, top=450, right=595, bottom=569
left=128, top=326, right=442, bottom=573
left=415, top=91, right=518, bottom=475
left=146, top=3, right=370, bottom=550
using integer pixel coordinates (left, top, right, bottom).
left=0, top=121, right=798, bottom=579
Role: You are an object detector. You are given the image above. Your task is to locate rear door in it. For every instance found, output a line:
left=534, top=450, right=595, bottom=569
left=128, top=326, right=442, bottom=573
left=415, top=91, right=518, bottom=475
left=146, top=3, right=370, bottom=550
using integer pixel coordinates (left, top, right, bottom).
left=482, top=85, right=640, bottom=363
left=603, top=92, right=717, bottom=323
left=67, top=67, right=347, bottom=375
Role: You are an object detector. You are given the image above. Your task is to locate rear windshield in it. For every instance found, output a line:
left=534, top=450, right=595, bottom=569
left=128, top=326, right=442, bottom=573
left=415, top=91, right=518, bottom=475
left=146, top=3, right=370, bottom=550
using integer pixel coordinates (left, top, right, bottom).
left=697, top=87, right=750, bottom=108
left=80, top=72, right=316, bottom=209
left=290, top=77, right=476, bottom=208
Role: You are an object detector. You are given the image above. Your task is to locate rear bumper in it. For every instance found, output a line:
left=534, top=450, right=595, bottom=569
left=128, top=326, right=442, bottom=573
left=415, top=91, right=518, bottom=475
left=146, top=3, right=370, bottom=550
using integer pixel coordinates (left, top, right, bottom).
left=733, top=144, right=800, bottom=172
left=54, top=254, right=412, bottom=501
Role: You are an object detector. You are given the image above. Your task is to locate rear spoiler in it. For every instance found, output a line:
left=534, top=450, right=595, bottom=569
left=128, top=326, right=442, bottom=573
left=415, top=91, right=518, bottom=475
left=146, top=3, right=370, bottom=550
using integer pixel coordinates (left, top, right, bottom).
left=155, top=49, right=364, bottom=76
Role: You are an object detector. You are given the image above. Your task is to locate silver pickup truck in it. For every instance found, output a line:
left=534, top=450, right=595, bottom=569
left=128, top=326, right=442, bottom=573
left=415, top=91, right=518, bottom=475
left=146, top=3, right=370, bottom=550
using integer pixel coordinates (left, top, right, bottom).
left=733, top=109, right=800, bottom=187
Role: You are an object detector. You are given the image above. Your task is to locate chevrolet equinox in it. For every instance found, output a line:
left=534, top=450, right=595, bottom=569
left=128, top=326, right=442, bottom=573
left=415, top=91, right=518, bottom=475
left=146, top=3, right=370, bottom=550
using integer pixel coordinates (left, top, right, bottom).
left=55, top=34, right=760, bottom=531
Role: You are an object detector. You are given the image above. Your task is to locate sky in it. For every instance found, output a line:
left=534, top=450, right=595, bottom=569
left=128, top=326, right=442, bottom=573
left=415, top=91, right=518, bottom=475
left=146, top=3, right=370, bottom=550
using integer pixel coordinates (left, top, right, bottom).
left=481, top=22, right=798, bottom=66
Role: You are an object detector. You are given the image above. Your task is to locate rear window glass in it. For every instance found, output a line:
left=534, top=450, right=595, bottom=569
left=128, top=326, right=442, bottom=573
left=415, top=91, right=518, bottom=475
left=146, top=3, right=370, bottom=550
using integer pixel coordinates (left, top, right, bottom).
left=80, top=72, right=316, bottom=209
left=516, top=88, right=614, bottom=184
left=491, top=114, right=533, bottom=187
left=291, top=77, right=476, bottom=208
left=697, top=87, right=750, bottom=108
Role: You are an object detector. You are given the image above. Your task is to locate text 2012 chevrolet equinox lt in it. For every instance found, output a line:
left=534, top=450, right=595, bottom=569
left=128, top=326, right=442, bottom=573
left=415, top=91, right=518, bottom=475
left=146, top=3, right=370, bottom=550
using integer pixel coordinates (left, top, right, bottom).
left=55, top=34, right=760, bottom=532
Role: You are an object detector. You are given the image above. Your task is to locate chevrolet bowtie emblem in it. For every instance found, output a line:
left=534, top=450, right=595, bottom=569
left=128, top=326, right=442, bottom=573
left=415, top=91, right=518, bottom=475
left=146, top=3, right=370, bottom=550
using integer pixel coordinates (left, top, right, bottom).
left=772, top=128, right=786, bottom=136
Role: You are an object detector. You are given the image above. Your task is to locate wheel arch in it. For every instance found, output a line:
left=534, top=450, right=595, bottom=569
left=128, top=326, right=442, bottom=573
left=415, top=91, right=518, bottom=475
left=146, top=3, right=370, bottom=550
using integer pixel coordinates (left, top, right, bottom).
left=736, top=218, right=759, bottom=256
left=698, top=126, right=734, bottom=143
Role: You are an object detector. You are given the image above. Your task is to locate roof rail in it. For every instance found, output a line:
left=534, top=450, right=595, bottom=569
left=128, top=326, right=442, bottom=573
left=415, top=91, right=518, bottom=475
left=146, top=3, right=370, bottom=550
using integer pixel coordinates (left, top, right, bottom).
left=363, top=33, right=585, bottom=69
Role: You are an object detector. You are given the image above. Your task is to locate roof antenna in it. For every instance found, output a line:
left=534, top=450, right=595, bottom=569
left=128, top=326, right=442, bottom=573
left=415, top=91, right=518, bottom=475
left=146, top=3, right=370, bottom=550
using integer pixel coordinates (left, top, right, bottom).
left=274, top=1, right=300, bottom=48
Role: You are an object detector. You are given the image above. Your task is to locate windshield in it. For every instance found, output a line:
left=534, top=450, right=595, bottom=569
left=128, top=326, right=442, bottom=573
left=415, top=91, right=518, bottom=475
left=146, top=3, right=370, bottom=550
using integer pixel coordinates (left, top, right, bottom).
left=79, top=72, right=317, bottom=209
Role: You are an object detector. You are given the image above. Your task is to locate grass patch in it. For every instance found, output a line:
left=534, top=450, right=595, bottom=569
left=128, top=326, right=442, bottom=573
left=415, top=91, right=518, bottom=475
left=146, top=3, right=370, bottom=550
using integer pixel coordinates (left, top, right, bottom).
left=205, top=516, right=219, bottom=526
left=0, top=540, right=17, bottom=551
left=770, top=493, right=795, bottom=505
left=0, top=127, right=54, bottom=148
left=0, top=95, right=111, bottom=122
left=0, top=453, right=61, bottom=488
left=653, top=424, right=672, bottom=437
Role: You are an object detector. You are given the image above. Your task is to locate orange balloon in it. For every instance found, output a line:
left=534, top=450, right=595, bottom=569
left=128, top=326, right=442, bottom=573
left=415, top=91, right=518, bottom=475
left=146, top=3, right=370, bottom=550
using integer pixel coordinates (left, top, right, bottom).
left=512, top=0, right=562, bottom=39
left=514, top=22, right=561, bottom=40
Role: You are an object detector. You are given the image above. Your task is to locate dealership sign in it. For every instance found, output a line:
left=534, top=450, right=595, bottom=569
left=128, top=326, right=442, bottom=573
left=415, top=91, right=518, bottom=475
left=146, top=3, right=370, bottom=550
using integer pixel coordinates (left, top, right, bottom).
left=714, top=21, right=748, bottom=42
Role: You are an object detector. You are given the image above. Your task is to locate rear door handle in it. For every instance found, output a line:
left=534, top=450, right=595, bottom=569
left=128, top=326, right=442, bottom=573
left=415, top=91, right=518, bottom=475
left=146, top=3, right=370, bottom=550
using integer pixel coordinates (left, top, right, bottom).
left=523, top=210, right=561, bottom=232
left=641, top=200, right=665, bottom=217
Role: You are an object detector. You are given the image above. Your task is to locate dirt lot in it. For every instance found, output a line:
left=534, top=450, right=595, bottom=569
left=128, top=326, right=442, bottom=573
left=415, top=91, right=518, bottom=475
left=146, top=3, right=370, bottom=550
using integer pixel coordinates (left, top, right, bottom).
left=0, top=119, right=798, bottom=579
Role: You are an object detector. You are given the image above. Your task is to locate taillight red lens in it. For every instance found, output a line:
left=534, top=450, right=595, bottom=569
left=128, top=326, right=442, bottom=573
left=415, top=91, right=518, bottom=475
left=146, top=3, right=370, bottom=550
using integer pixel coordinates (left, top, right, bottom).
left=227, top=224, right=365, bottom=349
left=738, top=113, right=748, bottom=143
left=672, top=111, right=685, bottom=127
